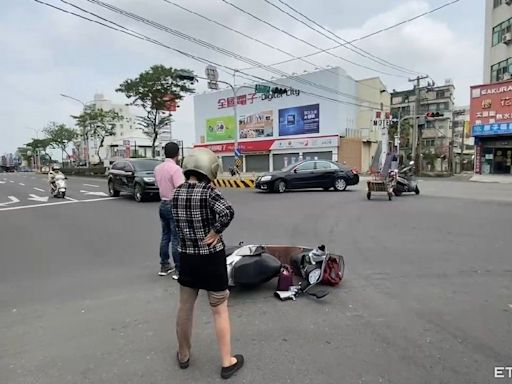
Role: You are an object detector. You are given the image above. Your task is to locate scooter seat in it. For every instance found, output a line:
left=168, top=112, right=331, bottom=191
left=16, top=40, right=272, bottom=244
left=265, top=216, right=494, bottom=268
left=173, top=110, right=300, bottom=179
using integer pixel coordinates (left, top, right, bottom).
left=232, top=253, right=281, bottom=287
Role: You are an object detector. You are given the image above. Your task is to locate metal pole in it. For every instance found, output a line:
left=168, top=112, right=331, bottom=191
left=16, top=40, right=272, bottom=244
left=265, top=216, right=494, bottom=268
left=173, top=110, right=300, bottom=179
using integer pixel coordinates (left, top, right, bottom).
left=397, top=109, right=401, bottom=159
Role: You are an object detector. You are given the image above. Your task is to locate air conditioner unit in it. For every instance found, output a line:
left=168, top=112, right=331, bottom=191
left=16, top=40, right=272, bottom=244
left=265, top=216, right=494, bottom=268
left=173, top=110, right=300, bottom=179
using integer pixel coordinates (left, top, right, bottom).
left=502, top=33, right=512, bottom=45
left=503, top=73, right=512, bottom=81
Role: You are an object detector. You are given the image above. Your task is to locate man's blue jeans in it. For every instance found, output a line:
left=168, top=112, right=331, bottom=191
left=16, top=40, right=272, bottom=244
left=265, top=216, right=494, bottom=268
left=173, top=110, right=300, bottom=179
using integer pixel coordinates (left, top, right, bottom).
left=159, top=201, right=180, bottom=271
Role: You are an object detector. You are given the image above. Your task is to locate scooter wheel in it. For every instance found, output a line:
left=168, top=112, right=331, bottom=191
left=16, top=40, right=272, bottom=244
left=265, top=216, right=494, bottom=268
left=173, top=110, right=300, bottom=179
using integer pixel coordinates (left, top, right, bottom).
left=415, top=186, right=420, bottom=195
left=367, top=191, right=371, bottom=200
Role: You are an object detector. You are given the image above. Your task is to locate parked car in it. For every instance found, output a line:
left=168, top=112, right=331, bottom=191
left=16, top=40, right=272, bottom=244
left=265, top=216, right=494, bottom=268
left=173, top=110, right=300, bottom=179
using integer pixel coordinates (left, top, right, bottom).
left=107, top=159, right=162, bottom=202
left=255, top=160, right=359, bottom=193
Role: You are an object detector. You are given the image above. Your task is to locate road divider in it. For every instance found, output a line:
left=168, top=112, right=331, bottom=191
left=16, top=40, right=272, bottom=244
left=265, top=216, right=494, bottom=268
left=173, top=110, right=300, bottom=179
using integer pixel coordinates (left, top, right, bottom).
left=212, top=178, right=255, bottom=189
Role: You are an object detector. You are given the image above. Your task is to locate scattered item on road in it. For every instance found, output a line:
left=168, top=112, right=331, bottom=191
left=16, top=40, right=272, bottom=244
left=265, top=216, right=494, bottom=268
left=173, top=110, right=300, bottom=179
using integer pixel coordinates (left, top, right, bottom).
left=393, top=161, right=420, bottom=196
left=366, top=173, right=394, bottom=201
left=255, top=160, right=359, bottom=193
left=225, top=243, right=344, bottom=300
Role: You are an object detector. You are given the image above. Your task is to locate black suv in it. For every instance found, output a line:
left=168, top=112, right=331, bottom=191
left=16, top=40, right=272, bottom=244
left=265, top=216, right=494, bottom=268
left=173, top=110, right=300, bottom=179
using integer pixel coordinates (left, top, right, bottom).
left=107, top=159, right=162, bottom=202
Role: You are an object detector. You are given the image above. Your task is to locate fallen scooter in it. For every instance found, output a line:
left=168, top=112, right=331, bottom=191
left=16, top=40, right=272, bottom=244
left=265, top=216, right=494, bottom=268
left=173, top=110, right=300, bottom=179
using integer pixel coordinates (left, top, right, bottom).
left=393, top=161, right=420, bottom=196
left=225, top=243, right=345, bottom=301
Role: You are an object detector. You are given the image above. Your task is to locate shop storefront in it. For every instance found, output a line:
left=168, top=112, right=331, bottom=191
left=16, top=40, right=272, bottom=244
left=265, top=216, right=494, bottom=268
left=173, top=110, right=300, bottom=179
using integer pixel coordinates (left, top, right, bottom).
left=470, top=80, right=512, bottom=175
left=195, top=135, right=339, bottom=173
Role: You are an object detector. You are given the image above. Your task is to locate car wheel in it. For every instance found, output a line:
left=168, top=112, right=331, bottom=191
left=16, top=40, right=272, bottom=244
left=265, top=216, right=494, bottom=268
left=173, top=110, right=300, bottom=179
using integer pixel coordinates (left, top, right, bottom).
left=274, top=180, right=286, bottom=193
left=334, top=177, right=347, bottom=191
left=108, top=181, right=120, bottom=197
left=134, top=184, right=145, bottom=202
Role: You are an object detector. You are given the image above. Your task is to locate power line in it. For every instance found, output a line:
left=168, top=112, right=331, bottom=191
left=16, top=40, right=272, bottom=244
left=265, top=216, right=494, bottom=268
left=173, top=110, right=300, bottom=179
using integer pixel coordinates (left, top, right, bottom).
left=161, top=0, right=386, bottom=93
left=267, top=0, right=422, bottom=76
left=241, top=0, right=460, bottom=70
left=32, top=0, right=383, bottom=111
left=220, top=0, right=409, bottom=78
left=82, top=0, right=384, bottom=106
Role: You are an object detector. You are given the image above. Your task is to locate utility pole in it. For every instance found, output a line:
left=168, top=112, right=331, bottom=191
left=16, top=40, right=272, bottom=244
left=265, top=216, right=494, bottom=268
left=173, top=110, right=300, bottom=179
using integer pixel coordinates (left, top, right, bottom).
left=409, top=75, right=429, bottom=174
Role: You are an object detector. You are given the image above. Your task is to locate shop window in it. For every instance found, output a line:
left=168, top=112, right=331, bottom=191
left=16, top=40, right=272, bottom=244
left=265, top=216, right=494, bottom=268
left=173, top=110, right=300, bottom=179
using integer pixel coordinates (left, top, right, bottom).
left=494, top=0, right=502, bottom=8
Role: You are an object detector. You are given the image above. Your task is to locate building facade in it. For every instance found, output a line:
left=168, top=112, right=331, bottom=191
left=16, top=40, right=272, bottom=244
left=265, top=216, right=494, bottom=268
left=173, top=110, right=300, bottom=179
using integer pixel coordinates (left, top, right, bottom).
left=83, top=93, right=153, bottom=165
left=193, top=67, right=358, bottom=173
left=193, top=67, right=389, bottom=173
left=391, top=81, right=455, bottom=172
left=484, top=0, right=512, bottom=84
left=452, top=106, right=475, bottom=172
left=470, top=80, right=512, bottom=175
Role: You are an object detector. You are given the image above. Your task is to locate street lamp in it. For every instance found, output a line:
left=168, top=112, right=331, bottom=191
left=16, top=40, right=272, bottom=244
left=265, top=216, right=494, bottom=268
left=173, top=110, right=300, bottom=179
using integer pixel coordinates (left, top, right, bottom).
left=60, top=93, right=90, bottom=167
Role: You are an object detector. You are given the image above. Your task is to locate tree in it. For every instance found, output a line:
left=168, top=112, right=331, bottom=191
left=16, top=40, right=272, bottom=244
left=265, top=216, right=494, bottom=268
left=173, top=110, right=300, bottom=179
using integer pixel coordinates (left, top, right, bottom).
left=116, top=65, right=196, bottom=157
left=43, top=122, right=77, bottom=160
left=72, top=105, right=123, bottom=163
left=26, top=138, right=53, bottom=160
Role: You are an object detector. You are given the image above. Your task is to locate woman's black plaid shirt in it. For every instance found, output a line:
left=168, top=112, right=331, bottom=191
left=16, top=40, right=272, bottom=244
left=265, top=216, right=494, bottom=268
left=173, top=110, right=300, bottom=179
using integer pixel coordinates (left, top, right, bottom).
left=171, top=181, right=235, bottom=255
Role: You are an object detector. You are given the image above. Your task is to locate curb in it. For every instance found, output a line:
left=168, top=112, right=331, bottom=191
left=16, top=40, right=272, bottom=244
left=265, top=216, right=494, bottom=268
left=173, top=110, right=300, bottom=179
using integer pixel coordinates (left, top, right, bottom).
left=213, top=178, right=255, bottom=188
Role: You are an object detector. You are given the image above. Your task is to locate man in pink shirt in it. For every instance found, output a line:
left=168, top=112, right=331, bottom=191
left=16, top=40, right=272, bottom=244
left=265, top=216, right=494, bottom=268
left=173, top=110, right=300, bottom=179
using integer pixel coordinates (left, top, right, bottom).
left=154, top=142, right=185, bottom=278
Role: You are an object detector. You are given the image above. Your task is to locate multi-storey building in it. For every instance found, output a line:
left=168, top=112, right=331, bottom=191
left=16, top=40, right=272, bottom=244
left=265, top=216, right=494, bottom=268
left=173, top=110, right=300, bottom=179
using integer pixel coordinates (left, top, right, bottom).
left=484, top=0, right=512, bottom=83
left=391, top=80, right=455, bottom=172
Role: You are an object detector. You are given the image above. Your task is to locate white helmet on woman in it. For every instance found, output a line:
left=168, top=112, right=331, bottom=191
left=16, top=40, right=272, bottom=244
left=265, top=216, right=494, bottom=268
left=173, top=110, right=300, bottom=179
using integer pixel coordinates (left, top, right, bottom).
left=182, top=147, right=221, bottom=181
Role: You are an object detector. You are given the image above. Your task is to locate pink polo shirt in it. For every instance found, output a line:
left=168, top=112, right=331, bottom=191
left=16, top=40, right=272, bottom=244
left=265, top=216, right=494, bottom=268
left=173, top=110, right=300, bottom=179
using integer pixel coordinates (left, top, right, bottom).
left=154, top=159, right=185, bottom=201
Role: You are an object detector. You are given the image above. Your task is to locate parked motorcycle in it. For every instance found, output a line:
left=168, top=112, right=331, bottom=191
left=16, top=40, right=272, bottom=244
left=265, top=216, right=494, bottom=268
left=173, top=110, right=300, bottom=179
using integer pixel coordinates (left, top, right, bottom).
left=225, top=243, right=344, bottom=300
left=393, top=161, right=420, bottom=196
left=50, top=174, right=67, bottom=198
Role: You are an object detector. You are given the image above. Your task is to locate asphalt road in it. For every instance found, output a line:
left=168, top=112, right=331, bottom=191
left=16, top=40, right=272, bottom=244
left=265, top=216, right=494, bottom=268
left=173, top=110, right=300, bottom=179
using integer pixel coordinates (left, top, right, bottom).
left=1, top=173, right=511, bottom=384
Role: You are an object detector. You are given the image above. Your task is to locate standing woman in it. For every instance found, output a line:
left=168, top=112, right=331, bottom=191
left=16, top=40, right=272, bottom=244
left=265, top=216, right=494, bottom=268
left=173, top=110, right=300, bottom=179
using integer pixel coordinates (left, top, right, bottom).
left=171, top=148, right=244, bottom=380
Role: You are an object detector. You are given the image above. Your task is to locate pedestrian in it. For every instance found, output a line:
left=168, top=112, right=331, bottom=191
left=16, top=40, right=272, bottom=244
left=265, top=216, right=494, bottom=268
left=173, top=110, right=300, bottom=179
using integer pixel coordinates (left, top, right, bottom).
left=154, top=142, right=185, bottom=279
left=171, top=147, right=244, bottom=380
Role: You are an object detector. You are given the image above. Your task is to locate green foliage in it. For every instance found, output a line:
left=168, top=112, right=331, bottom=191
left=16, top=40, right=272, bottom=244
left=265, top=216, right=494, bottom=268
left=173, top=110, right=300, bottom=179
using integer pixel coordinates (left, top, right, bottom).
left=72, top=105, right=123, bottom=163
left=116, top=65, right=196, bottom=157
left=43, top=122, right=77, bottom=158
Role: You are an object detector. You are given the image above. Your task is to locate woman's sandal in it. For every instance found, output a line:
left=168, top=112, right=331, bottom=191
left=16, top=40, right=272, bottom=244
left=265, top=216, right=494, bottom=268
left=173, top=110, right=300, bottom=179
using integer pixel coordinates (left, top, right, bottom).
left=220, top=354, right=244, bottom=379
left=177, top=351, right=190, bottom=369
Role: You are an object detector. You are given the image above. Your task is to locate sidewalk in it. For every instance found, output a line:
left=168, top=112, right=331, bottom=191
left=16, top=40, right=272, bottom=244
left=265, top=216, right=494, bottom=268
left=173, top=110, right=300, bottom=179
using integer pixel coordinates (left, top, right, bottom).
left=470, top=174, right=512, bottom=184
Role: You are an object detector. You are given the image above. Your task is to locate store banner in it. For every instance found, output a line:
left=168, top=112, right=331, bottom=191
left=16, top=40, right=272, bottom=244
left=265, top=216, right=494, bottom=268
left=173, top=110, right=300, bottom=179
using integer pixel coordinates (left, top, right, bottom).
left=206, top=115, right=236, bottom=142
left=470, top=80, right=512, bottom=136
left=278, top=104, right=320, bottom=136
left=271, top=135, right=338, bottom=150
left=239, top=110, right=274, bottom=139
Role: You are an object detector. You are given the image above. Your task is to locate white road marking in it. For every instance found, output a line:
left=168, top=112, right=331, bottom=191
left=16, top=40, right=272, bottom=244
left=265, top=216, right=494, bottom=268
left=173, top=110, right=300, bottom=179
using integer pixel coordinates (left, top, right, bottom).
left=0, top=196, right=20, bottom=207
left=34, top=187, right=45, bottom=192
left=80, top=190, right=108, bottom=197
left=9, top=180, right=14, bottom=183
left=0, top=197, right=118, bottom=211
left=28, top=194, right=49, bottom=202
left=19, top=183, right=25, bottom=186
left=83, top=183, right=100, bottom=188
left=0, top=181, right=5, bottom=184
left=64, top=196, right=78, bottom=201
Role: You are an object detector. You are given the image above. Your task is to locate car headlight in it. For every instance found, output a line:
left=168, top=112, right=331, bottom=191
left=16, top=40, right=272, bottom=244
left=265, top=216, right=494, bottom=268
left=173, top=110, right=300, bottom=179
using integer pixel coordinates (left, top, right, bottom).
left=143, top=177, right=155, bottom=183
left=260, top=175, right=272, bottom=182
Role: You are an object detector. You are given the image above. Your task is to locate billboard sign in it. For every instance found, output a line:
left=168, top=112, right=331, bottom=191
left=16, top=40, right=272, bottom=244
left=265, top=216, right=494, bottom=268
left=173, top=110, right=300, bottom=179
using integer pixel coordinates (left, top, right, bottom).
left=239, top=110, right=273, bottom=139
left=278, top=104, right=320, bottom=136
left=206, top=115, right=236, bottom=142
left=470, top=80, right=512, bottom=136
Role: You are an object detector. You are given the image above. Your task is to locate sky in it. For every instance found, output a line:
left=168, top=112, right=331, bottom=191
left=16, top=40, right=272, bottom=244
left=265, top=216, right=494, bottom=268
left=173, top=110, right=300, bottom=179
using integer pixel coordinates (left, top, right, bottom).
left=0, top=0, right=484, bottom=155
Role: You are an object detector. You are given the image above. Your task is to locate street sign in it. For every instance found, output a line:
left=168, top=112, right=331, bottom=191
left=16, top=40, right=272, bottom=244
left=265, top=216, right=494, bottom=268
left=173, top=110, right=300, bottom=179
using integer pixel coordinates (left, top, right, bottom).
left=234, top=148, right=241, bottom=157
left=255, top=84, right=271, bottom=94
left=205, top=65, right=219, bottom=81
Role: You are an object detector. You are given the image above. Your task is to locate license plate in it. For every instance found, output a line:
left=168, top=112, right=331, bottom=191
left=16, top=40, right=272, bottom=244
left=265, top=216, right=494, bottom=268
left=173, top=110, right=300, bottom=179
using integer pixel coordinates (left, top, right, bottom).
left=261, top=185, right=267, bottom=190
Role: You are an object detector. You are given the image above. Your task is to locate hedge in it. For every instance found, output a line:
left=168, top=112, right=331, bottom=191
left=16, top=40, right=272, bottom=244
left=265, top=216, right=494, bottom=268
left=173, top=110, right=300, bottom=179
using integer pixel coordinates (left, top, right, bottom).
left=61, top=167, right=107, bottom=177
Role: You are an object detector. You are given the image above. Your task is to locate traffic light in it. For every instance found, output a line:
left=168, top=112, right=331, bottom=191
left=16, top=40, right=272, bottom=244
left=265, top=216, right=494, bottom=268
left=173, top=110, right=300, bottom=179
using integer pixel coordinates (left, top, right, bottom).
left=425, top=112, right=444, bottom=119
